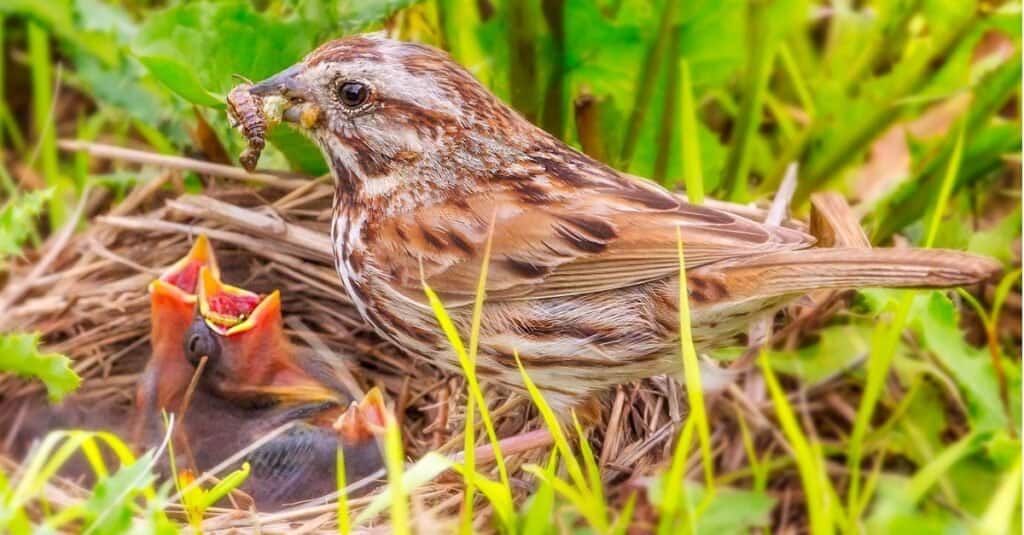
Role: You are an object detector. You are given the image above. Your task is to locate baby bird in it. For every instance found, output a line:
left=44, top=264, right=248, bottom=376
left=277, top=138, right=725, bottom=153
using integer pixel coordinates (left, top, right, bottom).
left=137, top=245, right=384, bottom=510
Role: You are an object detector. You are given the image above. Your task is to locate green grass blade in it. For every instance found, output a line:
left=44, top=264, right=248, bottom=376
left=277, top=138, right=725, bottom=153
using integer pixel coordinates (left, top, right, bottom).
left=198, top=462, right=249, bottom=510
left=778, top=43, right=815, bottom=118
left=734, top=405, right=767, bottom=492
left=721, top=2, right=776, bottom=201
left=847, top=295, right=912, bottom=521
left=975, top=457, right=1022, bottom=535
left=619, top=0, right=678, bottom=168
left=337, top=447, right=350, bottom=535
left=513, top=352, right=587, bottom=492
left=26, top=22, right=66, bottom=228
left=676, top=226, right=713, bottom=486
left=521, top=450, right=558, bottom=535
left=354, top=453, right=452, bottom=525
left=459, top=392, right=476, bottom=535
left=450, top=464, right=514, bottom=526
left=384, top=411, right=409, bottom=535
left=571, top=410, right=607, bottom=523
left=923, top=120, right=965, bottom=248
left=760, top=352, right=835, bottom=535
left=848, top=110, right=968, bottom=517
left=523, top=464, right=607, bottom=532
left=422, top=214, right=511, bottom=497
left=676, top=59, right=704, bottom=204
left=905, top=431, right=988, bottom=506
left=657, top=414, right=698, bottom=535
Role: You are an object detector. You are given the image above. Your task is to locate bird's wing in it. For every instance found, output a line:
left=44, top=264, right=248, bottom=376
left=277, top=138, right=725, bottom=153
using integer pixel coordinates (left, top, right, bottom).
left=370, top=160, right=814, bottom=304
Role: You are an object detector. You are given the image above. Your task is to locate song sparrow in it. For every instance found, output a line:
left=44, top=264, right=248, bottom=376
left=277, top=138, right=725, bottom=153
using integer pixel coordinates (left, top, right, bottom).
left=240, top=34, right=999, bottom=411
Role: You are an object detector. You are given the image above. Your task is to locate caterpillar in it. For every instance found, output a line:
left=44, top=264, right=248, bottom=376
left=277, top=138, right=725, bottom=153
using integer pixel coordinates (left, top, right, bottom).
left=226, top=83, right=267, bottom=172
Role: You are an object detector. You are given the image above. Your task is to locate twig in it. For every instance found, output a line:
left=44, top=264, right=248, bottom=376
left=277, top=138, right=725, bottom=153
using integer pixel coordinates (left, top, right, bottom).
left=57, top=139, right=311, bottom=189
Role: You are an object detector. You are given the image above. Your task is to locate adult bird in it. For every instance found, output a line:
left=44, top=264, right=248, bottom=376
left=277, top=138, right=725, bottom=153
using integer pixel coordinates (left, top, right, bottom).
left=243, top=34, right=999, bottom=411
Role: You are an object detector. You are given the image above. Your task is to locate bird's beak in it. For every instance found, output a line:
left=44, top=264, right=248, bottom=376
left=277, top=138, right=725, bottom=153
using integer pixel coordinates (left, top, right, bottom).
left=154, top=235, right=219, bottom=295
left=142, top=237, right=219, bottom=412
left=149, top=235, right=221, bottom=350
left=197, top=266, right=265, bottom=335
left=250, top=65, right=307, bottom=99
left=249, top=65, right=321, bottom=128
left=195, top=270, right=339, bottom=404
left=333, top=387, right=389, bottom=444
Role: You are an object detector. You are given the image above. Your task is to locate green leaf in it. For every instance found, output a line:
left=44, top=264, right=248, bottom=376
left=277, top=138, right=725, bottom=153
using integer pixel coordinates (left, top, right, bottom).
left=968, top=208, right=1021, bottom=266
left=0, top=333, right=80, bottom=402
left=82, top=452, right=157, bottom=535
left=766, top=324, right=873, bottom=384
left=133, top=1, right=316, bottom=106
left=266, top=127, right=328, bottom=176
left=689, top=485, right=775, bottom=534
left=0, top=189, right=51, bottom=261
left=909, top=292, right=1006, bottom=431
left=337, top=0, right=424, bottom=33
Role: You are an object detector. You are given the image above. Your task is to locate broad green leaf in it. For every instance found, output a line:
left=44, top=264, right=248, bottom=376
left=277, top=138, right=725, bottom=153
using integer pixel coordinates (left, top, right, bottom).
left=766, top=324, right=873, bottom=384
left=968, top=208, right=1021, bottom=266
left=689, top=484, right=775, bottom=534
left=133, top=1, right=316, bottom=106
left=909, top=292, right=1006, bottom=430
left=82, top=452, right=156, bottom=535
left=337, top=0, right=425, bottom=33
left=0, top=333, right=79, bottom=402
left=265, top=127, right=328, bottom=176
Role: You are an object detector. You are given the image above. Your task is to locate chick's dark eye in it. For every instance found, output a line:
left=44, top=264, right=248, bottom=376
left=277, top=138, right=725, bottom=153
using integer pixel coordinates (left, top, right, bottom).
left=338, top=81, right=368, bottom=108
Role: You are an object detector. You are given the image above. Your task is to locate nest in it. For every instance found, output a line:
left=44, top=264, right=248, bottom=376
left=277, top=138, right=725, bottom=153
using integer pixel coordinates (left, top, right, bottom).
left=0, top=143, right=912, bottom=532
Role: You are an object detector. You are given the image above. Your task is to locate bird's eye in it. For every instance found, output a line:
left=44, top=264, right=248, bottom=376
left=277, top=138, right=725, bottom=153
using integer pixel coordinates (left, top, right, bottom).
left=337, top=81, right=369, bottom=108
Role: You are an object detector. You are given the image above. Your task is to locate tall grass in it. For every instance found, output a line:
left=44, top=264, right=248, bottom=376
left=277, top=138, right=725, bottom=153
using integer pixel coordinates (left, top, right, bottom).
left=846, top=117, right=967, bottom=520
left=26, top=22, right=66, bottom=228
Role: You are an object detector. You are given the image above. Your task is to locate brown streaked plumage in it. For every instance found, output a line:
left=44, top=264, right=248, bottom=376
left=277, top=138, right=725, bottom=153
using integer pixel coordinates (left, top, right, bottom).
left=238, top=34, right=1000, bottom=411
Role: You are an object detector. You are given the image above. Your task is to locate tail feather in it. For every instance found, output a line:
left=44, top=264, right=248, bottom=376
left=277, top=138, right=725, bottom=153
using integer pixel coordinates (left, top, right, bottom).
left=703, top=248, right=1000, bottom=300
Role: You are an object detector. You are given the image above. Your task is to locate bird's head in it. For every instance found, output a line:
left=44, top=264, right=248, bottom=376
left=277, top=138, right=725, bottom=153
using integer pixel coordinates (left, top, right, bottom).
left=332, top=386, right=389, bottom=445
left=187, top=267, right=337, bottom=406
left=141, top=235, right=219, bottom=409
left=249, top=33, right=528, bottom=206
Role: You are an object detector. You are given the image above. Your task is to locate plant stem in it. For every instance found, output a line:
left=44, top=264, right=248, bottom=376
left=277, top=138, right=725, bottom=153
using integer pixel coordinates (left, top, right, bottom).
left=653, top=25, right=682, bottom=183
left=540, top=0, right=566, bottom=138
left=574, top=89, right=608, bottom=162
left=506, top=1, right=538, bottom=123
left=720, top=0, right=775, bottom=201
left=618, top=0, right=677, bottom=169
left=27, top=23, right=64, bottom=227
